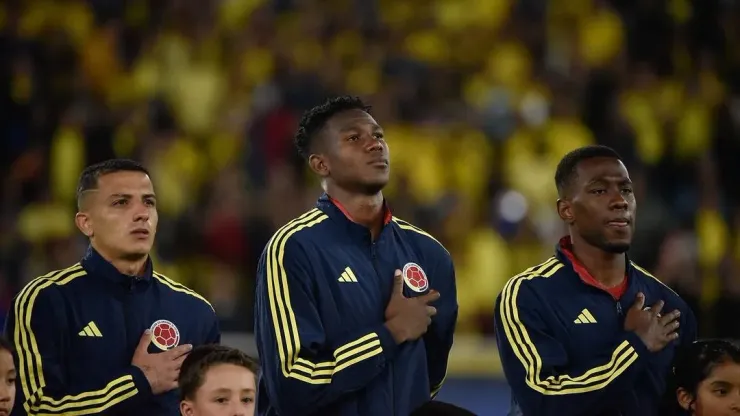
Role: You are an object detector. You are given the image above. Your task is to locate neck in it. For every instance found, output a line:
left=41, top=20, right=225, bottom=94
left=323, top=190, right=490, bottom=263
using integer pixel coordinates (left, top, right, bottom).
left=569, top=235, right=626, bottom=287
left=325, top=185, right=385, bottom=237
left=91, top=242, right=148, bottom=277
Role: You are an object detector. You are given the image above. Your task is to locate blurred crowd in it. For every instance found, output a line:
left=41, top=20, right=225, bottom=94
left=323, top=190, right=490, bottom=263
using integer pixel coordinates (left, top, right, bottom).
left=1, top=0, right=739, bottom=338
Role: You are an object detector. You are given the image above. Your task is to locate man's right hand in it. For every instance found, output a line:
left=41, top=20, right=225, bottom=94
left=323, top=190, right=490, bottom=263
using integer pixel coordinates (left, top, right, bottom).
left=624, top=292, right=681, bottom=352
left=384, top=269, right=440, bottom=344
left=131, top=330, right=192, bottom=394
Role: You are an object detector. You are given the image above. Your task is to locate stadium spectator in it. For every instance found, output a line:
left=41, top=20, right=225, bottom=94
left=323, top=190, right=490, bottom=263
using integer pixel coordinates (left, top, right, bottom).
left=0, top=337, right=14, bottom=416
left=254, top=96, right=457, bottom=415
left=179, top=344, right=259, bottom=416
left=3, top=159, right=219, bottom=415
left=669, top=339, right=740, bottom=416
left=494, top=146, right=697, bottom=415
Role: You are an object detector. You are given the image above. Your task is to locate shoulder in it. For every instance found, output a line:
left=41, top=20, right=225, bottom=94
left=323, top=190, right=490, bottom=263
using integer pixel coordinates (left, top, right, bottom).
left=152, top=270, right=216, bottom=314
left=262, top=208, right=332, bottom=255
left=13, top=263, right=88, bottom=306
left=498, top=257, right=567, bottom=301
left=391, top=216, right=450, bottom=259
left=630, top=261, right=691, bottom=311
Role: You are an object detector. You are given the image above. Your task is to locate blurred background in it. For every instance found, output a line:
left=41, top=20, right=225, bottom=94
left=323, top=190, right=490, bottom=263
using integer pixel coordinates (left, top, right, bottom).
left=1, top=0, right=739, bottom=413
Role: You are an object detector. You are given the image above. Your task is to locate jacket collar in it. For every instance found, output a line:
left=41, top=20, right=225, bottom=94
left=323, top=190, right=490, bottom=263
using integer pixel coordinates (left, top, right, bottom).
left=555, top=236, right=637, bottom=300
left=316, top=193, right=393, bottom=242
left=81, top=245, right=153, bottom=289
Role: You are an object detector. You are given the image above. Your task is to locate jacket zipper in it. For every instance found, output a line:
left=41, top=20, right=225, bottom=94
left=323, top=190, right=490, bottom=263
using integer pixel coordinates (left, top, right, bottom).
left=371, top=240, right=395, bottom=416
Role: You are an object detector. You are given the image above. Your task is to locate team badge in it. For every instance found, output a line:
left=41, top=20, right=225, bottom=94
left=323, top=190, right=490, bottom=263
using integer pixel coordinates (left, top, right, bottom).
left=149, top=319, right=180, bottom=351
left=402, top=262, right=429, bottom=293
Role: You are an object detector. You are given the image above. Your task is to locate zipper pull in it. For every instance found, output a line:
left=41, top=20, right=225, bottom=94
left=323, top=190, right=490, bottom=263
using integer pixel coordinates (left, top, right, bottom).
left=616, top=302, right=623, bottom=316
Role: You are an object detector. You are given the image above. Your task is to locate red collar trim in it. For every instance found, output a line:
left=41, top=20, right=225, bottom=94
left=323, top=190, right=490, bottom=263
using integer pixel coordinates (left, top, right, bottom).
left=329, top=196, right=393, bottom=226
left=559, top=236, right=628, bottom=300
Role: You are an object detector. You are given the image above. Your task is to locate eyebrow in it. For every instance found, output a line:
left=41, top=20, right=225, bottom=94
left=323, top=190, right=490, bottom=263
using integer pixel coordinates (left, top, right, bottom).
left=339, top=124, right=383, bottom=133
left=585, top=177, right=632, bottom=186
left=108, top=193, right=157, bottom=199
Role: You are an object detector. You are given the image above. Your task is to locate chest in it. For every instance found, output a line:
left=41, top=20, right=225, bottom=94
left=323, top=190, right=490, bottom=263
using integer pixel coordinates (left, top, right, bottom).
left=308, top=236, right=435, bottom=332
left=63, top=280, right=202, bottom=377
left=550, top=284, right=676, bottom=375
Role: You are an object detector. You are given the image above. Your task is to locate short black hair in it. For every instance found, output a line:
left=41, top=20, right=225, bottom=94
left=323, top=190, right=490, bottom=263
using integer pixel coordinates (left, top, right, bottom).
left=554, top=145, right=622, bottom=197
left=76, top=159, right=150, bottom=209
left=294, top=95, right=372, bottom=160
left=0, top=336, right=13, bottom=354
left=179, top=344, right=260, bottom=401
left=410, top=401, right=477, bottom=416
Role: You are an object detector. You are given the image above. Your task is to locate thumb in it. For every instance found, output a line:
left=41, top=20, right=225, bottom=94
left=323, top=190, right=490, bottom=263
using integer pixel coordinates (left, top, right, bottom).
left=136, top=330, right=152, bottom=354
left=393, top=270, right=404, bottom=296
left=633, top=292, right=645, bottom=310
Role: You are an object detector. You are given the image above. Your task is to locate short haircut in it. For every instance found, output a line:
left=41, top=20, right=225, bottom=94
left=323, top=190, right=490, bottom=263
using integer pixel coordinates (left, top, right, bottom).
left=179, top=344, right=260, bottom=401
left=0, top=336, right=13, bottom=354
left=410, top=400, right=477, bottom=416
left=294, top=95, right=372, bottom=160
left=554, top=145, right=623, bottom=197
left=76, top=159, right=150, bottom=209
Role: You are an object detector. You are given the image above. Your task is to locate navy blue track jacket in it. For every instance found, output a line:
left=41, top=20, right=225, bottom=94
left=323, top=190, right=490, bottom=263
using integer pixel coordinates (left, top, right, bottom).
left=3, top=246, right=220, bottom=416
left=254, top=194, right=458, bottom=416
left=494, top=240, right=697, bottom=416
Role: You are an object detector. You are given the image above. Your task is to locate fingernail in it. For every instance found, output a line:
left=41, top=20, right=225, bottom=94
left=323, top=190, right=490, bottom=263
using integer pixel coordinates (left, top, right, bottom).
left=144, top=329, right=151, bottom=335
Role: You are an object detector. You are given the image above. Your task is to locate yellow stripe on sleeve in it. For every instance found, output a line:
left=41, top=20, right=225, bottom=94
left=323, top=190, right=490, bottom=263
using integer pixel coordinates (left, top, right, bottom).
left=391, top=217, right=449, bottom=254
left=499, top=258, right=640, bottom=395
left=153, top=271, right=214, bottom=311
left=266, top=209, right=384, bottom=385
left=13, top=264, right=141, bottom=414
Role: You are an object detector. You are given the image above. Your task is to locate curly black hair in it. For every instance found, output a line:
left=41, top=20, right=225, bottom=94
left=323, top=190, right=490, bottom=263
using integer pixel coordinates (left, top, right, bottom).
left=294, top=96, right=372, bottom=160
left=554, top=145, right=623, bottom=197
left=178, top=344, right=260, bottom=401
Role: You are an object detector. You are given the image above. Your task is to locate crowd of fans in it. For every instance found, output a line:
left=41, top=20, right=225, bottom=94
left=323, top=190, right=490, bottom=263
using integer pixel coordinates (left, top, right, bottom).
left=1, top=0, right=739, bottom=339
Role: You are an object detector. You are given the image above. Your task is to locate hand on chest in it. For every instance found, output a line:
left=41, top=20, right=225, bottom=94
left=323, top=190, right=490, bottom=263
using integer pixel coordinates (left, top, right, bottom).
left=319, top=245, right=433, bottom=323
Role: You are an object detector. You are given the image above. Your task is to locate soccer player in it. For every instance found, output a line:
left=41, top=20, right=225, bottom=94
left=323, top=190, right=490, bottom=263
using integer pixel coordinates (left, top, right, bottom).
left=4, top=159, right=220, bottom=415
left=254, top=96, right=458, bottom=416
left=178, top=344, right=259, bottom=416
left=671, top=339, right=740, bottom=415
left=494, top=145, right=697, bottom=416
left=0, top=337, right=15, bottom=416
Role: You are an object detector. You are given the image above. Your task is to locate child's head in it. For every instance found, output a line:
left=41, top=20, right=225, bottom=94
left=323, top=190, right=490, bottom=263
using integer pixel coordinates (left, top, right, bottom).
left=0, top=336, right=15, bottom=416
left=674, top=339, right=740, bottom=415
left=179, top=344, right=259, bottom=416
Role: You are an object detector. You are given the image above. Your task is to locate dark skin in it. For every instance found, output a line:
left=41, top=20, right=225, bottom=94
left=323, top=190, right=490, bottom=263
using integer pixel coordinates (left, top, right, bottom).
left=556, top=156, right=635, bottom=287
left=308, top=108, right=390, bottom=240
left=557, top=157, right=680, bottom=351
left=307, top=108, right=439, bottom=344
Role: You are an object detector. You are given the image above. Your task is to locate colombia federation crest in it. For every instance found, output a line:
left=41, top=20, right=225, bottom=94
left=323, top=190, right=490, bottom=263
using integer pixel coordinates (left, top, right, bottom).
left=149, top=319, right=180, bottom=351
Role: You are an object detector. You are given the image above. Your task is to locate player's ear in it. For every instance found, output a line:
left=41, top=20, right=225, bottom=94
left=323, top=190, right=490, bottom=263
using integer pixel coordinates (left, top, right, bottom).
left=308, top=153, right=329, bottom=178
left=556, top=198, right=574, bottom=224
left=180, top=400, right=195, bottom=416
left=74, top=212, right=94, bottom=238
left=676, top=388, right=694, bottom=411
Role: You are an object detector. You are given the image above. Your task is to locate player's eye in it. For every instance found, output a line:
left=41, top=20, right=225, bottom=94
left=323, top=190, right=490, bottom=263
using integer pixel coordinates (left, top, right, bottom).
left=589, top=189, right=606, bottom=195
left=242, top=397, right=254, bottom=403
left=373, top=133, right=384, bottom=140
left=144, top=199, right=156, bottom=207
left=113, top=199, right=128, bottom=206
left=621, top=188, right=633, bottom=194
left=215, top=397, right=228, bottom=404
left=8, top=377, right=15, bottom=384
left=347, top=135, right=359, bottom=142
